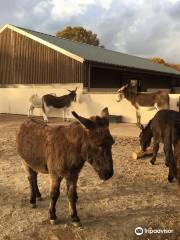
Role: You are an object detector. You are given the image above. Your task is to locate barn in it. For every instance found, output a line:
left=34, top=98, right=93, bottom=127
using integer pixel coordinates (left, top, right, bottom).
left=0, top=24, right=180, bottom=122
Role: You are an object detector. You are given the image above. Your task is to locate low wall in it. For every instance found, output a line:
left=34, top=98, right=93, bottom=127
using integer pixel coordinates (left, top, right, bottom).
left=0, top=84, right=179, bottom=124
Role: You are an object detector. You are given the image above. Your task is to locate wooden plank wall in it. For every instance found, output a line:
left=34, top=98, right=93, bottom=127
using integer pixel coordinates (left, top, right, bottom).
left=0, top=28, right=85, bottom=84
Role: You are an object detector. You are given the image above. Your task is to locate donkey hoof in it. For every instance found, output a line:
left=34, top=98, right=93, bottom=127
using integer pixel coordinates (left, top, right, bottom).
left=165, top=162, right=169, bottom=167
left=168, top=179, right=173, bottom=183
left=31, top=203, right=36, bottom=209
left=136, top=123, right=141, bottom=127
left=150, top=159, right=155, bottom=165
left=168, top=177, right=174, bottom=183
left=50, top=219, right=58, bottom=225
left=72, top=221, right=82, bottom=227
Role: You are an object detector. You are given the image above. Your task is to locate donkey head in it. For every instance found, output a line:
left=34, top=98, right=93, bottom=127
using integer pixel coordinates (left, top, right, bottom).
left=67, top=87, right=77, bottom=102
left=138, top=122, right=153, bottom=152
left=116, top=84, right=128, bottom=102
left=72, top=107, right=114, bottom=180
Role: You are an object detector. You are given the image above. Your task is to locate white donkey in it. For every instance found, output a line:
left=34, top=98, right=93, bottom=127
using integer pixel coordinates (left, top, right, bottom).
left=28, top=93, right=56, bottom=117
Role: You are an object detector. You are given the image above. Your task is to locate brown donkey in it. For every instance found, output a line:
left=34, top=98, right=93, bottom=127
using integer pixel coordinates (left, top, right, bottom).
left=17, top=108, right=114, bottom=226
left=116, top=83, right=169, bottom=126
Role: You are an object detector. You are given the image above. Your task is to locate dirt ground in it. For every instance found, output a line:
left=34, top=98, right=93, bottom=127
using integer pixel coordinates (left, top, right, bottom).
left=0, top=114, right=179, bottom=240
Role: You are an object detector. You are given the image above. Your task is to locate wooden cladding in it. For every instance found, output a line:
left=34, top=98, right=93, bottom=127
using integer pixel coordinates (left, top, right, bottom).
left=0, top=29, right=85, bottom=84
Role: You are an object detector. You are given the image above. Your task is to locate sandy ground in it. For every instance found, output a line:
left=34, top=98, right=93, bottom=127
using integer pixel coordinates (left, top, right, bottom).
left=0, top=114, right=179, bottom=240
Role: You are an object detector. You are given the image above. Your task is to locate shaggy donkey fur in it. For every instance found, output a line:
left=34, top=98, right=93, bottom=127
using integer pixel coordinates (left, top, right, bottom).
left=17, top=107, right=114, bottom=225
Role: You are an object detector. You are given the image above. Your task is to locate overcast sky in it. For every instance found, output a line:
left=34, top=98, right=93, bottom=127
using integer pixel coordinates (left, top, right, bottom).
left=1, top=0, right=180, bottom=63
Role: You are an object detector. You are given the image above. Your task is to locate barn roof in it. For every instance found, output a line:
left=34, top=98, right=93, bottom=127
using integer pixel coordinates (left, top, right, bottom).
left=1, top=24, right=180, bottom=76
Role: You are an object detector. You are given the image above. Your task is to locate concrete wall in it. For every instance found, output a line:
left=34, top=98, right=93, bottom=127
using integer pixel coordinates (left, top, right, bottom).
left=0, top=84, right=179, bottom=124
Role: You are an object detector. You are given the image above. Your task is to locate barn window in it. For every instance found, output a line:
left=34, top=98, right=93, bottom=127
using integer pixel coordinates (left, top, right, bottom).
left=89, top=66, right=123, bottom=92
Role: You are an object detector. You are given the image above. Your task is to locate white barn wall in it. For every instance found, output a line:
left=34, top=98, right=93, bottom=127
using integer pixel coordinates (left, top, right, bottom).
left=0, top=84, right=179, bottom=123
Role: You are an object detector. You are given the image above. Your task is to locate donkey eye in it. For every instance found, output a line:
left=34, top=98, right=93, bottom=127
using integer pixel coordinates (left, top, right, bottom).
left=97, top=144, right=103, bottom=148
left=88, top=158, right=93, bottom=164
left=98, top=146, right=103, bottom=152
left=96, top=143, right=103, bottom=149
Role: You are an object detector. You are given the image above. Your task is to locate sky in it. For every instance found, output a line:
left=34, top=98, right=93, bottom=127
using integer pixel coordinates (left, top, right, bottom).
left=1, top=0, right=180, bottom=63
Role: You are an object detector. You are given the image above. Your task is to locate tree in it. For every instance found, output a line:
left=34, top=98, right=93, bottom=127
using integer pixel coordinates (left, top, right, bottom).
left=150, top=57, right=180, bottom=72
left=150, top=57, right=166, bottom=64
left=56, top=26, right=102, bottom=47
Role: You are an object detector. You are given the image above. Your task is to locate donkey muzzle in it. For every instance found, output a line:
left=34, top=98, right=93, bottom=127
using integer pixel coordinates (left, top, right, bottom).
left=99, top=169, right=114, bottom=181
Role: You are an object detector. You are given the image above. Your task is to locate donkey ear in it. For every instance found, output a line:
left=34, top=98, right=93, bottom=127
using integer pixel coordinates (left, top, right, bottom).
left=124, top=84, right=128, bottom=89
left=72, top=111, right=95, bottom=129
left=74, top=87, right=77, bottom=92
left=67, top=89, right=71, bottom=92
left=101, top=107, right=109, bottom=118
left=117, top=86, right=123, bottom=92
left=117, top=88, right=121, bottom=93
left=118, top=84, right=128, bottom=92
left=100, top=107, right=109, bottom=126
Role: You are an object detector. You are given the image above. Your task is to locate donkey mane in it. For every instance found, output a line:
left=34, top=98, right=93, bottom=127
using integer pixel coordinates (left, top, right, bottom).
left=143, top=119, right=152, bottom=132
left=123, top=86, right=137, bottom=102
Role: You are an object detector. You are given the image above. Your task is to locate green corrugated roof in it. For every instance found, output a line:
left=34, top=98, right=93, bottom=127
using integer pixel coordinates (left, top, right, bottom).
left=15, top=25, right=180, bottom=76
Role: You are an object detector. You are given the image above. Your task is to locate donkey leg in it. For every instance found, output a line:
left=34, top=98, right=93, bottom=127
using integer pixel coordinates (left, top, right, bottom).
left=66, top=174, right=81, bottom=226
left=28, top=105, right=34, bottom=117
left=42, top=101, right=49, bottom=122
left=42, top=110, right=48, bottom=122
left=24, top=165, right=38, bottom=208
left=31, top=106, right=34, bottom=117
left=168, top=167, right=174, bottom=183
left=163, top=147, right=169, bottom=167
left=26, top=168, right=42, bottom=200
left=33, top=172, right=42, bottom=200
left=49, top=174, right=62, bottom=224
left=136, top=109, right=141, bottom=127
left=164, top=143, right=177, bottom=182
left=63, top=107, right=67, bottom=121
left=164, top=141, right=174, bottom=167
left=150, top=141, right=159, bottom=165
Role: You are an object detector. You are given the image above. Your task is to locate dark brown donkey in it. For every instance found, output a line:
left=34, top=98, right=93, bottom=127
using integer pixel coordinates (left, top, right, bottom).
left=139, top=110, right=179, bottom=183
left=174, top=140, right=180, bottom=189
left=116, top=83, right=169, bottom=126
left=17, top=108, right=114, bottom=226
